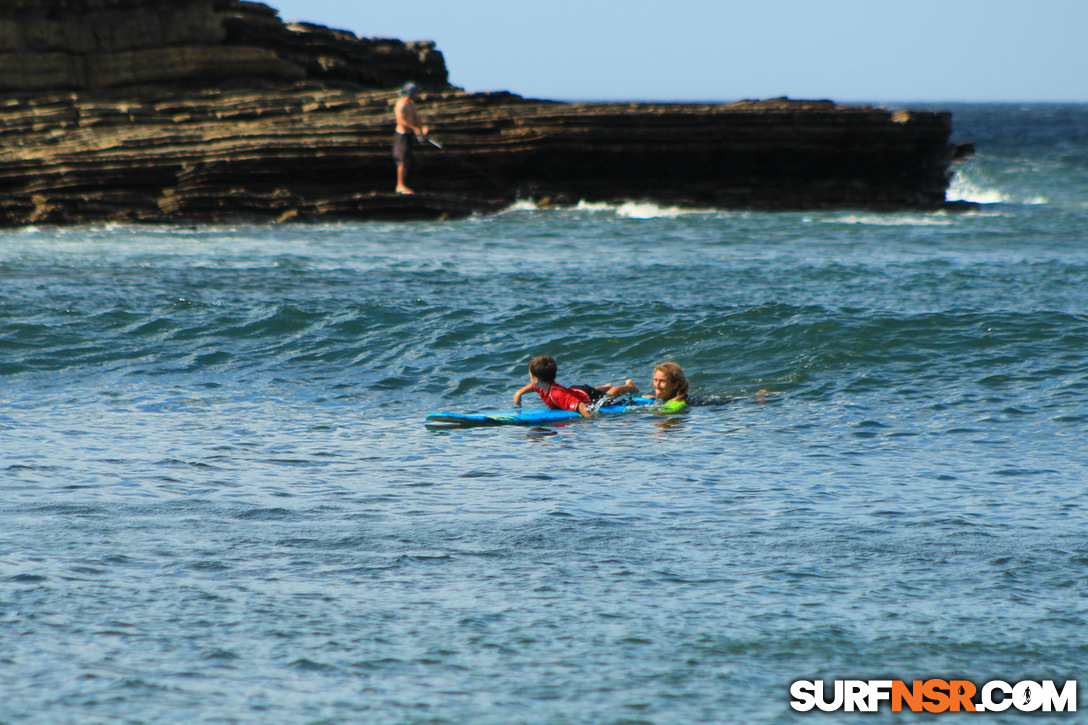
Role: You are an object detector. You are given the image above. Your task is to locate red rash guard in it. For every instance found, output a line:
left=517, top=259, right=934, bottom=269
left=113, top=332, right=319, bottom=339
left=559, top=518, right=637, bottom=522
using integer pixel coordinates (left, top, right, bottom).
left=532, top=383, right=590, bottom=412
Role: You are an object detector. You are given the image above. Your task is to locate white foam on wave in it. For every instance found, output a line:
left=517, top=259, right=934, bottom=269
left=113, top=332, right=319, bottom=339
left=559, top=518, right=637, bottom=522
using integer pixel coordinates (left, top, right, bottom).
left=616, top=201, right=689, bottom=219
left=945, top=170, right=1049, bottom=206
left=810, top=213, right=956, bottom=227
left=946, top=172, right=1009, bottom=204
left=572, top=201, right=613, bottom=213
left=498, top=199, right=704, bottom=218
left=575, top=200, right=711, bottom=219
left=503, top=198, right=541, bottom=212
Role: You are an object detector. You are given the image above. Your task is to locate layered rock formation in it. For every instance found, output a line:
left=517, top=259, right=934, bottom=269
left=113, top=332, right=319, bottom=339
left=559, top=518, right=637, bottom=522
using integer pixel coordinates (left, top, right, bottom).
left=0, top=0, right=446, bottom=92
left=0, top=1, right=968, bottom=226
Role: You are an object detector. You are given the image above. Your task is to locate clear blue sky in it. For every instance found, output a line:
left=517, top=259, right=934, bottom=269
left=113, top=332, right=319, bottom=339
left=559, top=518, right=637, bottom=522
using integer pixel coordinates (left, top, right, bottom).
left=269, top=0, right=1087, bottom=103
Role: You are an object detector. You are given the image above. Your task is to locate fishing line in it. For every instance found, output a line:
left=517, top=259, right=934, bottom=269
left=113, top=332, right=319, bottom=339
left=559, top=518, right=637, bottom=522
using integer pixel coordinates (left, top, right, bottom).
left=420, top=135, right=505, bottom=189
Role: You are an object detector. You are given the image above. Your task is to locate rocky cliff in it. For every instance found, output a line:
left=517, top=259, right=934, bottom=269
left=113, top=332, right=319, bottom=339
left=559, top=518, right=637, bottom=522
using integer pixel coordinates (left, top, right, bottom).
left=0, top=1, right=968, bottom=225
left=0, top=0, right=446, bottom=92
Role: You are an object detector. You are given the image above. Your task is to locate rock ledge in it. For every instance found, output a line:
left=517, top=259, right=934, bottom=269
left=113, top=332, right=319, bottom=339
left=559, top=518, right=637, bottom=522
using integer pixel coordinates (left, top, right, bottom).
left=0, top=1, right=969, bottom=225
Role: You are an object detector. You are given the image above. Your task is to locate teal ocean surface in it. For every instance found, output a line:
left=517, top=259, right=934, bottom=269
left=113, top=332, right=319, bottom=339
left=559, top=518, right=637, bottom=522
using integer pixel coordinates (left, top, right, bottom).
left=2, top=104, right=1086, bottom=723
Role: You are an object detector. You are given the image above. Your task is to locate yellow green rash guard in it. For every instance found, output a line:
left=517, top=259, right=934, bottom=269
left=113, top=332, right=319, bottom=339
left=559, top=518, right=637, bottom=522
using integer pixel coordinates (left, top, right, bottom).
left=660, top=399, right=688, bottom=413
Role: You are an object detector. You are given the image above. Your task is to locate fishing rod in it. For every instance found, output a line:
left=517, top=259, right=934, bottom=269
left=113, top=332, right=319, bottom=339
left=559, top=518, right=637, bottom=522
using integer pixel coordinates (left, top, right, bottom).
left=419, top=135, right=505, bottom=189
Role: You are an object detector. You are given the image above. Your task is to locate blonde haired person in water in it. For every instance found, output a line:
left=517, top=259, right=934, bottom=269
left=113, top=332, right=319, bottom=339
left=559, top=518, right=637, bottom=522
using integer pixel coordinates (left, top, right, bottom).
left=645, top=361, right=690, bottom=412
left=643, top=361, right=767, bottom=409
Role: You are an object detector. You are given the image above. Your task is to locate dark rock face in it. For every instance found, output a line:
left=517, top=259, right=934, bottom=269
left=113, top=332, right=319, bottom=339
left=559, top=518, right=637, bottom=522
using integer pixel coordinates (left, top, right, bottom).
left=220, top=3, right=448, bottom=91
left=0, top=0, right=446, bottom=92
left=0, top=2, right=966, bottom=226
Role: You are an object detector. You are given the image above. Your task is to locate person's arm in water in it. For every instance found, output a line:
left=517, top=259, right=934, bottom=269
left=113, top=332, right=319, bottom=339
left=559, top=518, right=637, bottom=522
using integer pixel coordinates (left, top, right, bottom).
left=513, top=382, right=535, bottom=405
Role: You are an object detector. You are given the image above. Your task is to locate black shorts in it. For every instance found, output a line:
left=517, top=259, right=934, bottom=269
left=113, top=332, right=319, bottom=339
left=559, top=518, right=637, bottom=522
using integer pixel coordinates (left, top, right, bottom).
left=570, top=384, right=606, bottom=404
left=393, top=133, right=413, bottom=168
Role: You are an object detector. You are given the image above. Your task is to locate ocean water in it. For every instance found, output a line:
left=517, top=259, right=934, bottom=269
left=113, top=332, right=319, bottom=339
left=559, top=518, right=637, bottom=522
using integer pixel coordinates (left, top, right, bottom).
left=2, top=104, right=1086, bottom=724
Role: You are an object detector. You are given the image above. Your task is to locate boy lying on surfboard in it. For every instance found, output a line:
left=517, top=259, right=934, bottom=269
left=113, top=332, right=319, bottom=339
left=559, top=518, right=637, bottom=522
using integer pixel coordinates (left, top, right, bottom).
left=512, top=355, right=639, bottom=417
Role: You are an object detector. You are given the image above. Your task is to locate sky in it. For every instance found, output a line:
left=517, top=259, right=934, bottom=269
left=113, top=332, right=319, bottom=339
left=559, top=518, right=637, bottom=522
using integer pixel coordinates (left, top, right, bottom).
left=268, top=0, right=1087, bottom=103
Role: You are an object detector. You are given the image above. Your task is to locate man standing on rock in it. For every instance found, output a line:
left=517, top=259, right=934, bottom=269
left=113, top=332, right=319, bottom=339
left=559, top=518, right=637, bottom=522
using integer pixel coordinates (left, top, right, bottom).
left=393, top=82, right=429, bottom=194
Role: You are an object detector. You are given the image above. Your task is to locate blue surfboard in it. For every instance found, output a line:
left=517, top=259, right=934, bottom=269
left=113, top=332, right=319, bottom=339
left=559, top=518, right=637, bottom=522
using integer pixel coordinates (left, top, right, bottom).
left=426, top=397, right=654, bottom=427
